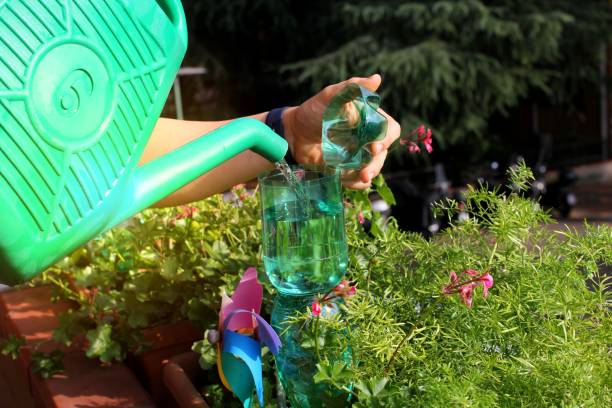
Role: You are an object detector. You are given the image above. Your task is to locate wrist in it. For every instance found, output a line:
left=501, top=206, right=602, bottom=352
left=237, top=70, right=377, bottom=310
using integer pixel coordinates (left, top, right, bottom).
left=265, top=106, right=298, bottom=164
left=281, top=106, right=298, bottom=159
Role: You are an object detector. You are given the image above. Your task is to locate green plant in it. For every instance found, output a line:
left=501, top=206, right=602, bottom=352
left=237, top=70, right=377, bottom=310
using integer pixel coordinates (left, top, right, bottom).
left=0, top=334, right=25, bottom=359
left=43, top=186, right=265, bottom=364
left=31, top=350, right=65, bottom=379
left=37, top=166, right=611, bottom=407
left=1, top=334, right=65, bottom=379
left=295, top=162, right=611, bottom=407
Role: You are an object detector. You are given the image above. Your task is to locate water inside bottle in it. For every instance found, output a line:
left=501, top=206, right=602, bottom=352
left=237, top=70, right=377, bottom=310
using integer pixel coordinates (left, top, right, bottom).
left=275, top=159, right=307, bottom=202
left=268, top=160, right=346, bottom=295
left=262, top=198, right=347, bottom=296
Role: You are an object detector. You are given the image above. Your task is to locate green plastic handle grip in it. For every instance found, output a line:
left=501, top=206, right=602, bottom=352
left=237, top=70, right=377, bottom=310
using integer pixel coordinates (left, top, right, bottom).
left=154, top=0, right=188, bottom=47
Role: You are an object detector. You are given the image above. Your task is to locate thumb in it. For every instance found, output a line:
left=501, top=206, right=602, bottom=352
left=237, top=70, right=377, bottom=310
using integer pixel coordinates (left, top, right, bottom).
left=355, top=73, right=382, bottom=92
left=323, top=74, right=382, bottom=100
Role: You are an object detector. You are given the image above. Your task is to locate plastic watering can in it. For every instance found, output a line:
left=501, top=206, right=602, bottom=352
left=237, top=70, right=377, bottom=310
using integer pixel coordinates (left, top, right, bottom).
left=0, top=0, right=287, bottom=284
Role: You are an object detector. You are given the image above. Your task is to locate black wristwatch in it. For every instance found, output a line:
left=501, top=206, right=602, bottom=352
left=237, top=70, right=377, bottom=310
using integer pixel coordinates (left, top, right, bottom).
left=265, top=107, right=297, bottom=164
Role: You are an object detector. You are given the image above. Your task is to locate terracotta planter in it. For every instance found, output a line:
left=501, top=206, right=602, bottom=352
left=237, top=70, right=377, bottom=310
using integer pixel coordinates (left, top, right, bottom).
left=163, top=351, right=210, bottom=408
left=0, top=284, right=78, bottom=408
left=0, top=285, right=155, bottom=407
left=127, top=320, right=202, bottom=407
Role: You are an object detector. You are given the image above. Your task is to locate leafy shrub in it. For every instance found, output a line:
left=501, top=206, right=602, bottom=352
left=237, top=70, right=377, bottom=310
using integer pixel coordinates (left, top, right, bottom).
left=305, top=164, right=612, bottom=407
left=41, top=187, right=264, bottom=363
left=10, top=164, right=609, bottom=407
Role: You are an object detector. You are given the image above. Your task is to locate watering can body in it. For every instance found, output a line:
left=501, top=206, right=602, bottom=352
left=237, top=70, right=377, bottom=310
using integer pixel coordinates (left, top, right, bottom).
left=0, top=0, right=287, bottom=284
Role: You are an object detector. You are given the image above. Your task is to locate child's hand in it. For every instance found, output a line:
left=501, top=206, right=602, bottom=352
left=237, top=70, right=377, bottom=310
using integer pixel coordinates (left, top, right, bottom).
left=283, top=74, right=401, bottom=189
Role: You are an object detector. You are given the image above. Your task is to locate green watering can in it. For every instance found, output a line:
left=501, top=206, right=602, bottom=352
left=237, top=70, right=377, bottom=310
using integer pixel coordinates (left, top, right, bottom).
left=0, top=0, right=287, bottom=284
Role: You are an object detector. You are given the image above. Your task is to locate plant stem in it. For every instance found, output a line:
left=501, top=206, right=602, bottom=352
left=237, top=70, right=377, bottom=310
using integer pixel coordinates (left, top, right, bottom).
left=384, top=325, right=414, bottom=375
left=365, top=245, right=383, bottom=291
left=314, top=316, right=321, bottom=360
left=444, top=275, right=487, bottom=293
left=487, top=241, right=498, bottom=270
left=275, top=371, right=287, bottom=408
left=43, top=274, right=80, bottom=303
left=340, top=385, right=359, bottom=398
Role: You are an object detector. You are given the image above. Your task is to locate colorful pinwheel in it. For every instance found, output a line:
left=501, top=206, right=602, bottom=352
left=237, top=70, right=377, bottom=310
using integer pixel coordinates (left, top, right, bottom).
left=216, top=267, right=281, bottom=407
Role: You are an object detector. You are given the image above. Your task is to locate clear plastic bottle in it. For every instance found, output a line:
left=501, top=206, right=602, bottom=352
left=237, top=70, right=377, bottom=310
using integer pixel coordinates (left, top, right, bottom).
left=271, top=295, right=349, bottom=407
left=322, top=83, right=388, bottom=169
left=264, top=84, right=385, bottom=406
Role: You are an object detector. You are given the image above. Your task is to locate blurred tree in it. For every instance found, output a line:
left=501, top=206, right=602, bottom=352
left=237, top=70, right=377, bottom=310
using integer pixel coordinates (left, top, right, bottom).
left=182, top=0, right=612, bottom=167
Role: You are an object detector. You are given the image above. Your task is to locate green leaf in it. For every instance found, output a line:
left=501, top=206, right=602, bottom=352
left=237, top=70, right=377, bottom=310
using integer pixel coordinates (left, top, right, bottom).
left=192, top=331, right=217, bottom=370
left=212, top=240, right=230, bottom=256
left=86, top=324, right=124, bottom=363
left=369, top=211, right=385, bottom=238
left=372, top=175, right=396, bottom=206
left=345, top=188, right=372, bottom=208
left=314, top=361, right=352, bottom=385
left=0, top=334, right=25, bottom=360
left=355, top=377, right=389, bottom=398
left=53, top=310, right=90, bottom=346
left=160, top=257, right=179, bottom=280
left=32, top=350, right=64, bottom=378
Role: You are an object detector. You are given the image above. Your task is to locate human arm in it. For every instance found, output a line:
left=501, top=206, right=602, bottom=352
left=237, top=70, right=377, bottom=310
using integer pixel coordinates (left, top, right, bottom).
left=141, top=74, right=401, bottom=207
left=140, top=113, right=274, bottom=207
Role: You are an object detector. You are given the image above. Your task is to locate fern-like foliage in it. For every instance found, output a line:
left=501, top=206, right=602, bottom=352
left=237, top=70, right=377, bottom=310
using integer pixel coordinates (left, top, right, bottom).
left=183, top=0, right=612, bottom=160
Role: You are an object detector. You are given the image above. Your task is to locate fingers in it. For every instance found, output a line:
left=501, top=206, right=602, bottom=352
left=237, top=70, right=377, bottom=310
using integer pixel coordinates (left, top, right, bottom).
left=355, top=109, right=400, bottom=184
left=339, top=148, right=387, bottom=188
left=340, top=106, right=400, bottom=188
left=370, top=108, right=401, bottom=153
left=360, top=149, right=387, bottom=183
left=311, top=74, right=401, bottom=191
left=322, top=74, right=382, bottom=100
left=341, top=169, right=371, bottom=190
left=343, top=179, right=372, bottom=190
left=350, top=73, right=382, bottom=92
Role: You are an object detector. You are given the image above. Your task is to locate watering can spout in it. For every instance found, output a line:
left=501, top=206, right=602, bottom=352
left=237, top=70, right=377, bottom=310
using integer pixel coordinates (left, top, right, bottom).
left=107, top=118, right=288, bottom=229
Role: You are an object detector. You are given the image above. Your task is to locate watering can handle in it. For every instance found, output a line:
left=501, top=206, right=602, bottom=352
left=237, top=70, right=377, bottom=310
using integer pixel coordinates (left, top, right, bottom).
left=106, top=118, right=288, bottom=228
left=155, top=0, right=188, bottom=47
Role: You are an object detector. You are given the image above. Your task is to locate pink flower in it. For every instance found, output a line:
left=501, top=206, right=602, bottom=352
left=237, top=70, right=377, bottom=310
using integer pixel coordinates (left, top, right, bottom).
left=417, top=124, right=426, bottom=138
left=401, top=124, right=433, bottom=154
left=172, top=205, right=198, bottom=224
left=311, top=302, right=322, bottom=317
left=332, top=280, right=357, bottom=298
left=311, top=281, right=358, bottom=319
left=422, top=129, right=433, bottom=153
left=358, top=212, right=365, bottom=225
left=177, top=205, right=198, bottom=219
left=334, top=280, right=348, bottom=292
left=442, top=269, right=494, bottom=308
left=460, top=284, right=474, bottom=308
left=407, top=142, right=421, bottom=154
left=465, top=269, right=479, bottom=276
left=481, top=273, right=494, bottom=298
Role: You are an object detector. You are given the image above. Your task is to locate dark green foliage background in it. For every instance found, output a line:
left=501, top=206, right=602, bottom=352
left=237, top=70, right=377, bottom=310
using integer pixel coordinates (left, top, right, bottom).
left=182, top=0, right=612, bottom=165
